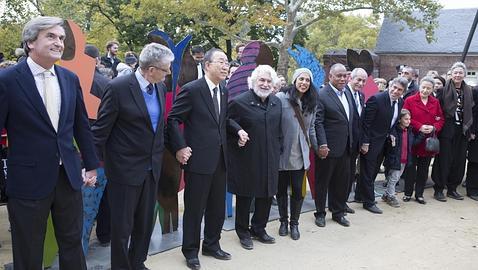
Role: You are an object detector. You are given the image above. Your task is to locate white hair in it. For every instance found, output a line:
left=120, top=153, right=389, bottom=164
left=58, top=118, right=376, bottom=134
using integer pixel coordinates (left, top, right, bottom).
left=247, top=65, right=279, bottom=89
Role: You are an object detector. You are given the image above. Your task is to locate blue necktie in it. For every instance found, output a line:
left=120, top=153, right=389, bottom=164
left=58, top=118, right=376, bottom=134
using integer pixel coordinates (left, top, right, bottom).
left=147, top=84, right=155, bottom=95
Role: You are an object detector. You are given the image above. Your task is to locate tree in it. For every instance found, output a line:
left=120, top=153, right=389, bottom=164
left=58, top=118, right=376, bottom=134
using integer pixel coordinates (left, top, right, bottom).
left=306, top=14, right=380, bottom=60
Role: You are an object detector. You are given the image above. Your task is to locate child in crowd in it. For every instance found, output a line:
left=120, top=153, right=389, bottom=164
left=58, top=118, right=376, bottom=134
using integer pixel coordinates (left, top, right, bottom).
left=382, top=109, right=423, bottom=207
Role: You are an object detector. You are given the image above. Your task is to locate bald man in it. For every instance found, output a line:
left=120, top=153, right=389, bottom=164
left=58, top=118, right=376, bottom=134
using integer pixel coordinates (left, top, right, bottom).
left=313, top=64, right=355, bottom=227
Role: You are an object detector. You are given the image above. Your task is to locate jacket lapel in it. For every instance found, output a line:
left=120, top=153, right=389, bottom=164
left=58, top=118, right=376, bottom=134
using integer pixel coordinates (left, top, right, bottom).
left=199, top=78, right=219, bottom=124
left=15, top=61, right=55, bottom=130
left=326, top=86, right=348, bottom=120
left=129, top=74, right=154, bottom=131
left=154, top=82, right=166, bottom=132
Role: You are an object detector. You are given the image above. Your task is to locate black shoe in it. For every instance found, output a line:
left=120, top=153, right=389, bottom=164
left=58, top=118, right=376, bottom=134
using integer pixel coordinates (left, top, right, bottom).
left=468, top=195, right=478, bottom=201
left=315, top=216, right=326, bottom=227
left=402, top=195, right=411, bottom=202
left=332, top=216, right=350, bottom=227
left=250, top=230, right=275, bottom=244
left=447, top=191, right=464, bottom=200
left=415, top=197, right=427, bottom=204
left=202, top=249, right=231, bottom=260
left=278, top=221, right=288, bottom=236
left=239, top=237, right=253, bottom=250
left=290, top=224, right=300, bottom=240
left=345, top=204, right=355, bottom=214
left=363, top=204, right=383, bottom=214
left=434, top=191, right=447, bottom=202
left=186, top=258, right=201, bottom=270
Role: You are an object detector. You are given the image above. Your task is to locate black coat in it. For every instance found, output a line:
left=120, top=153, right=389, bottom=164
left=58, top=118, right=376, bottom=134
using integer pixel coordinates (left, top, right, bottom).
left=345, top=85, right=365, bottom=153
left=361, top=91, right=404, bottom=159
left=227, top=90, right=282, bottom=197
left=384, top=124, right=423, bottom=170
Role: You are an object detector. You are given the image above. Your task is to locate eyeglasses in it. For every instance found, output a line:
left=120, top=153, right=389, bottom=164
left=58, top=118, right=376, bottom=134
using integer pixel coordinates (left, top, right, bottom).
left=150, top=65, right=171, bottom=74
left=210, top=60, right=230, bottom=67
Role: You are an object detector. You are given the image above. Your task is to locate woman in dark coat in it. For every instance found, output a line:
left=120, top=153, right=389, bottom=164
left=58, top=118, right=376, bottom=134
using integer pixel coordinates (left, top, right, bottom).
left=227, top=65, right=282, bottom=250
left=431, top=62, right=474, bottom=201
left=403, top=76, right=444, bottom=204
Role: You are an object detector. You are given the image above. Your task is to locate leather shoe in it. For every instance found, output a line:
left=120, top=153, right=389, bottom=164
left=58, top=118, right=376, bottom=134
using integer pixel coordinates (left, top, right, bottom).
left=278, top=221, right=288, bottom=236
left=468, top=195, right=478, bottom=201
left=364, top=204, right=383, bottom=214
left=290, top=224, right=300, bottom=240
left=315, top=216, right=326, bottom=227
left=202, top=249, right=231, bottom=260
left=332, top=216, right=350, bottom=227
left=345, top=204, right=355, bottom=214
left=447, top=191, right=464, bottom=200
left=434, top=191, right=447, bottom=202
left=251, top=231, right=275, bottom=244
left=186, top=258, right=201, bottom=270
left=239, top=237, right=253, bottom=250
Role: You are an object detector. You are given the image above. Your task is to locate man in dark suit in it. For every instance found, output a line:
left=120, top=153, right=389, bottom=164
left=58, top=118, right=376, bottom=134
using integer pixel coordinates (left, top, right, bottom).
left=92, top=43, right=174, bottom=270
left=344, top=68, right=367, bottom=211
left=191, top=45, right=205, bottom=79
left=401, top=66, right=419, bottom=100
left=358, top=77, right=407, bottom=214
left=84, top=44, right=110, bottom=99
left=167, top=48, right=247, bottom=270
left=314, top=63, right=354, bottom=228
left=0, top=16, right=99, bottom=270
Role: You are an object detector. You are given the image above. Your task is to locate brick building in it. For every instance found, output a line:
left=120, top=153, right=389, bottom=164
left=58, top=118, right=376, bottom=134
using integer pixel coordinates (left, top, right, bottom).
left=375, top=8, right=478, bottom=86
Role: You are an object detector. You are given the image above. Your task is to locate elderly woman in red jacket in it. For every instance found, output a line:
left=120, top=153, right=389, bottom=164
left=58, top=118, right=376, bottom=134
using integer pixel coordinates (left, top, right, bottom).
left=403, top=76, right=445, bottom=204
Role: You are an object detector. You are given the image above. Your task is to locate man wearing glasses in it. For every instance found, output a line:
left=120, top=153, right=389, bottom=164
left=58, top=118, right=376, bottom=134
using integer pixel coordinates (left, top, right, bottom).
left=92, top=43, right=174, bottom=270
left=167, top=48, right=248, bottom=270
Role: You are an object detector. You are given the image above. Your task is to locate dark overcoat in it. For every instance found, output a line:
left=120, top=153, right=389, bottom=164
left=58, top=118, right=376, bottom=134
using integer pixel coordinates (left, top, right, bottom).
left=227, top=90, right=282, bottom=197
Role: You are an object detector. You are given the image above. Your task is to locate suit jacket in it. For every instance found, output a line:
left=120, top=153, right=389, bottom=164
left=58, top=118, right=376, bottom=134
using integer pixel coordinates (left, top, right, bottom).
left=90, top=68, right=110, bottom=99
left=0, top=60, right=99, bottom=199
left=403, top=80, right=419, bottom=100
left=361, top=91, right=403, bottom=158
left=345, top=85, right=365, bottom=152
left=315, top=84, right=354, bottom=158
left=166, top=77, right=242, bottom=174
left=92, top=73, right=166, bottom=185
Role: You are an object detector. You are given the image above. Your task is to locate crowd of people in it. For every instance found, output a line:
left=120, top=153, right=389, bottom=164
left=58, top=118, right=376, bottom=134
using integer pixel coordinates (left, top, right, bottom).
left=0, top=16, right=477, bottom=270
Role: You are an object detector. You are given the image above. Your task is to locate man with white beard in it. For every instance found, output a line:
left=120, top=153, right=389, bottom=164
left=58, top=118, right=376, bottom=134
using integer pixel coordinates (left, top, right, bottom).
left=227, top=65, right=283, bottom=250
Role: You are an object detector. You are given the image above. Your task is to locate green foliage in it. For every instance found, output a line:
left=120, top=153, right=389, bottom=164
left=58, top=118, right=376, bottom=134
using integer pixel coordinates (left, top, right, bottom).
left=306, top=14, right=380, bottom=60
left=0, top=23, right=22, bottom=60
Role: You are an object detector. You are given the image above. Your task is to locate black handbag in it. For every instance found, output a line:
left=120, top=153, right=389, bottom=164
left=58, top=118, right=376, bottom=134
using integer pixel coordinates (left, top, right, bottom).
left=425, top=131, right=440, bottom=153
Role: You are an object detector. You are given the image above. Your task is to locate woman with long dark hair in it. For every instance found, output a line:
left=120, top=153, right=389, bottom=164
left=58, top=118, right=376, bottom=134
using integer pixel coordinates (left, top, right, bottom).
left=276, top=68, right=318, bottom=240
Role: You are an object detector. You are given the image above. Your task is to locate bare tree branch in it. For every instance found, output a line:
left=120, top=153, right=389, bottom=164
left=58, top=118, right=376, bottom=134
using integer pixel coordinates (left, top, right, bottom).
left=293, top=6, right=374, bottom=32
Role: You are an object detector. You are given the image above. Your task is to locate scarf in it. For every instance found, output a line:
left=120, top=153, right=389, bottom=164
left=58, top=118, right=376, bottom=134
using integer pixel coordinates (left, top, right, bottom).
left=442, top=79, right=474, bottom=136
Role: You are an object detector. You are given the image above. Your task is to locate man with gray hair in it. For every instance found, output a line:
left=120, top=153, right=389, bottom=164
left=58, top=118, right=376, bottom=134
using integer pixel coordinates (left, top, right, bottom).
left=0, top=16, right=99, bottom=269
left=227, top=65, right=282, bottom=250
left=358, top=77, right=407, bottom=214
left=92, top=42, right=174, bottom=269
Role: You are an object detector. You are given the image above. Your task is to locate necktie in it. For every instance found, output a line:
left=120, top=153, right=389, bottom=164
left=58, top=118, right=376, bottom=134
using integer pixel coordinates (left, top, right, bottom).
left=147, top=84, right=155, bottom=95
left=212, top=87, right=220, bottom=120
left=43, top=71, right=60, bottom=132
left=354, top=92, right=362, bottom=115
left=390, top=100, right=397, bottom=127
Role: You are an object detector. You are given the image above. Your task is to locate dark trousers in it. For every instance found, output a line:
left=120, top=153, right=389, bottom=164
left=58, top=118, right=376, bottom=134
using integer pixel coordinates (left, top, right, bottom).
left=182, top=156, right=226, bottom=260
left=7, top=166, right=86, bottom=270
left=405, top=156, right=432, bottom=198
left=466, top=161, right=478, bottom=196
left=359, top=148, right=385, bottom=207
left=96, top=183, right=111, bottom=243
left=235, top=196, right=272, bottom=239
left=314, top=151, right=350, bottom=218
left=108, top=172, right=157, bottom=270
left=348, top=151, right=359, bottom=201
left=278, top=170, right=305, bottom=225
left=432, top=126, right=467, bottom=192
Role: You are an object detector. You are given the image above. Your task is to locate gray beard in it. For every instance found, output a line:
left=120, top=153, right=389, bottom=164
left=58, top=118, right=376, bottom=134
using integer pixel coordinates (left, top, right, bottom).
left=253, top=87, right=272, bottom=99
